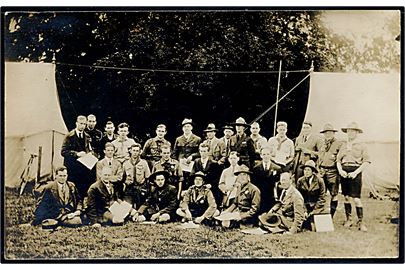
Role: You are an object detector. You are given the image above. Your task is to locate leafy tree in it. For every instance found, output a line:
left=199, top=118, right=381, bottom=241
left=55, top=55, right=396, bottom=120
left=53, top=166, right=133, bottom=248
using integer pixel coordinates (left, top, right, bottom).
left=4, top=10, right=357, bottom=142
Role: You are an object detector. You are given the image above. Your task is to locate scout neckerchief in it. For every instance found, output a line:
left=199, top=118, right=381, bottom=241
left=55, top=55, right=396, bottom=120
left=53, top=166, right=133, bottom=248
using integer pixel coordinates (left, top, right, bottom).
left=276, top=134, right=288, bottom=151
left=324, top=137, right=335, bottom=153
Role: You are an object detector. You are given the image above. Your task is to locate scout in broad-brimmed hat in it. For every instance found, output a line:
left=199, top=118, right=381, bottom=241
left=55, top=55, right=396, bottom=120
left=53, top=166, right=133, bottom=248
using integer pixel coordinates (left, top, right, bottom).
left=234, top=164, right=253, bottom=176
left=300, top=160, right=318, bottom=173
left=222, top=124, right=235, bottom=132
left=181, top=118, right=194, bottom=127
left=230, top=117, right=250, bottom=128
left=341, top=122, right=363, bottom=133
left=203, top=123, right=218, bottom=133
left=320, top=123, right=338, bottom=133
left=190, top=171, right=207, bottom=181
left=149, top=169, right=170, bottom=180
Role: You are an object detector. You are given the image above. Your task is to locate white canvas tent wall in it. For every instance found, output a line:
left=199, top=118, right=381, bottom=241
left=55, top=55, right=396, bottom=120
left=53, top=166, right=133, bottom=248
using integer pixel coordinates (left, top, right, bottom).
left=5, top=62, right=68, bottom=187
left=305, top=72, right=400, bottom=192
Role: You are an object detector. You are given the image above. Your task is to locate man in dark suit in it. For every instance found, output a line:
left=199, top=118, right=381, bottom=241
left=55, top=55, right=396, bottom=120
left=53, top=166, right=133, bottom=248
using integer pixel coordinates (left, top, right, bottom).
left=252, top=147, right=282, bottom=214
left=86, top=114, right=104, bottom=159
left=61, top=115, right=94, bottom=202
left=172, top=118, right=202, bottom=162
left=229, top=117, right=256, bottom=169
left=86, top=167, right=121, bottom=226
left=32, top=166, right=82, bottom=227
left=191, top=143, right=221, bottom=203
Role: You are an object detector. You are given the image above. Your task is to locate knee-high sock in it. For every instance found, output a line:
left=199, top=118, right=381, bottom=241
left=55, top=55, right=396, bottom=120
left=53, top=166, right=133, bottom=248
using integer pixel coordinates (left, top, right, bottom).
left=356, top=207, right=363, bottom=222
left=330, top=200, right=338, bottom=217
left=344, top=203, right=352, bottom=220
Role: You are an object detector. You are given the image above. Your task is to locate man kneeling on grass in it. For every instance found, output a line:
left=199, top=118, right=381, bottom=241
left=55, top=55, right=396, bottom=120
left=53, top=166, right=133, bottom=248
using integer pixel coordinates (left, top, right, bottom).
left=219, top=165, right=261, bottom=228
left=86, top=167, right=129, bottom=227
left=176, top=171, right=219, bottom=225
left=136, top=169, right=178, bottom=223
left=259, top=172, right=306, bottom=234
left=32, top=166, right=82, bottom=228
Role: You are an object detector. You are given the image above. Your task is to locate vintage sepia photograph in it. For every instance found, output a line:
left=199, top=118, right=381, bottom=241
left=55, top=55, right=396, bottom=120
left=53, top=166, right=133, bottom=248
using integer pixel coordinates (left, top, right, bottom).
left=1, top=6, right=403, bottom=262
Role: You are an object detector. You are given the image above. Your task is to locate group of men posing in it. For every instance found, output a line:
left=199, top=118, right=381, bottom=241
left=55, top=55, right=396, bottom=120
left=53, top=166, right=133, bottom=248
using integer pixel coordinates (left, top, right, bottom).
left=33, top=114, right=370, bottom=234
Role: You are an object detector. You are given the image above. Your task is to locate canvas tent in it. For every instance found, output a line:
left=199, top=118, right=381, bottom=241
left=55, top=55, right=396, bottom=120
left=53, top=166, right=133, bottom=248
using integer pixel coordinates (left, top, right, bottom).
left=5, top=62, right=68, bottom=188
left=305, top=72, right=400, bottom=193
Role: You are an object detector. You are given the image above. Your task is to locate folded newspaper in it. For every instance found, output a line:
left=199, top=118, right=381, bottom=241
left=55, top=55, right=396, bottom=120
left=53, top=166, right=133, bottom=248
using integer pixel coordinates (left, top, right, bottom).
left=77, top=152, right=98, bottom=170
left=179, top=158, right=194, bottom=173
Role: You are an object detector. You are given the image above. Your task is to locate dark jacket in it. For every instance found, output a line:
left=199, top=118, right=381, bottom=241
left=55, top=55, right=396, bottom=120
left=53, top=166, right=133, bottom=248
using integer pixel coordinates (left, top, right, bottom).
left=252, top=161, right=281, bottom=213
left=123, top=180, right=152, bottom=210
left=230, top=133, right=256, bottom=168
left=33, top=181, right=79, bottom=225
left=180, top=184, right=217, bottom=218
left=138, top=183, right=178, bottom=215
left=172, top=134, right=201, bottom=160
left=85, top=127, right=104, bottom=158
left=61, top=129, right=92, bottom=161
left=296, top=174, right=327, bottom=215
left=86, top=181, right=119, bottom=224
left=233, top=182, right=261, bottom=221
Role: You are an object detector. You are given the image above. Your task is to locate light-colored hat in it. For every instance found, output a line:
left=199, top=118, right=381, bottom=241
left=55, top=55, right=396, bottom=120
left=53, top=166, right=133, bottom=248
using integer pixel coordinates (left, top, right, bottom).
left=301, top=160, right=318, bottom=173
left=181, top=118, right=193, bottom=127
left=234, top=164, right=253, bottom=176
left=203, top=123, right=218, bottom=133
left=230, top=117, right=250, bottom=127
left=320, top=123, right=338, bottom=133
left=341, top=122, right=363, bottom=133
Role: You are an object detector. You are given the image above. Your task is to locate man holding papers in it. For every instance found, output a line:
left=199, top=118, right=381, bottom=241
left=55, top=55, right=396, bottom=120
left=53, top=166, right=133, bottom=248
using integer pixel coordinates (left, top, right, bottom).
left=61, top=115, right=96, bottom=204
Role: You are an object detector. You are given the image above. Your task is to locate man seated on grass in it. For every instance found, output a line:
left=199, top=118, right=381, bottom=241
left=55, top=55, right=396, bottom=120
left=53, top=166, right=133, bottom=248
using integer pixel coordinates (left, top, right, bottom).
left=86, top=167, right=126, bottom=226
left=136, top=169, right=178, bottom=223
left=32, top=166, right=82, bottom=228
left=220, top=165, right=261, bottom=228
left=259, top=172, right=306, bottom=234
left=176, top=171, right=219, bottom=225
left=296, top=160, right=327, bottom=230
left=123, top=163, right=153, bottom=222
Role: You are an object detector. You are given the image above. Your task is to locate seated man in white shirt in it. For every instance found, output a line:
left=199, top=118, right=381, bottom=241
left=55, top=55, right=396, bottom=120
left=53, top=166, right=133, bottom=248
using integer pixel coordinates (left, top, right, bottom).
left=268, top=121, right=295, bottom=172
left=218, top=151, right=241, bottom=209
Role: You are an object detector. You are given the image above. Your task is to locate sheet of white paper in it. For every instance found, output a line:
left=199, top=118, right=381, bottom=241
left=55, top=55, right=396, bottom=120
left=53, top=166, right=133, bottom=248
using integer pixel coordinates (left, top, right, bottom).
left=228, top=187, right=238, bottom=199
left=77, top=152, right=99, bottom=170
left=214, top=211, right=241, bottom=221
left=140, top=221, right=157, bottom=225
left=240, top=227, right=268, bottom=235
left=109, top=201, right=132, bottom=221
left=274, top=152, right=287, bottom=166
left=314, top=214, right=335, bottom=232
left=176, top=221, right=200, bottom=229
left=179, top=159, right=194, bottom=173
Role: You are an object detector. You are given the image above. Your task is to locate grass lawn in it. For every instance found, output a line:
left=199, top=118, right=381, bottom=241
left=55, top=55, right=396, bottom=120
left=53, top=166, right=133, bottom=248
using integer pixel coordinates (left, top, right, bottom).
left=3, top=188, right=400, bottom=260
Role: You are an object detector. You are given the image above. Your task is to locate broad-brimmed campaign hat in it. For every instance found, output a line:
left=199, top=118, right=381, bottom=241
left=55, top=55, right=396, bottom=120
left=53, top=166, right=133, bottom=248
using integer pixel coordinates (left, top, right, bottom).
left=230, top=117, right=250, bottom=128
left=181, top=118, right=193, bottom=127
left=341, top=122, right=363, bottom=133
left=320, top=123, right=338, bottom=133
left=190, top=171, right=206, bottom=181
left=301, top=160, right=318, bottom=173
left=222, top=124, right=235, bottom=132
left=203, top=123, right=218, bottom=133
left=234, top=164, right=253, bottom=176
left=258, top=213, right=284, bottom=233
left=149, top=169, right=170, bottom=180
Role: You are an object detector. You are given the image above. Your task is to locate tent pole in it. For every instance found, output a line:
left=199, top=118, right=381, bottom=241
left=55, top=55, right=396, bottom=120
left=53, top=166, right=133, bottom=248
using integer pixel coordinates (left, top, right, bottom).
left=51, top=130, right=55, bottom=180
left=273, top=60, right=282, bottom=136
left=36, top=146, right=42, bottom=185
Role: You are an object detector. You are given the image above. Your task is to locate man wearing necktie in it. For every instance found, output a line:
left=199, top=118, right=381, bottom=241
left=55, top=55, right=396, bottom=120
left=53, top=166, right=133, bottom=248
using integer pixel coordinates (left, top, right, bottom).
left=61, top=115, right=93, bottom=204
left=229, top=117, right=256, bottom=169
left=32, top=166, right=81, bottom=227
left=202, top=123, right=222, bottom=162
left=252, top=147, right=282, bottom=214
left=217, top=125, right=235, bottom=166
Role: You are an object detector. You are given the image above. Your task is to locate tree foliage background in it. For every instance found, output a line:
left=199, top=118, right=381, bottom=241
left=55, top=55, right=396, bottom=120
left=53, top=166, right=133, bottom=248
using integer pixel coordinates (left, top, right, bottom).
left=3, top=9, right=400, bottom=142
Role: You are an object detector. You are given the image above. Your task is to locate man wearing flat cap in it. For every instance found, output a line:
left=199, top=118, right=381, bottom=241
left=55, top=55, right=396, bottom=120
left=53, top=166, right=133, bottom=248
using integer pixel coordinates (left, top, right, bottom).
left=296, top=160, right=327, bottom=230
left=172, top=118, right=202, bottom=162
left=229, top=117, right=256, bottom=169
left=337, top=122, right=370, bottom=232
left=137, top=169, right=178, bottom=223
left=318, top=123, right=344, bottom=217
left=221, top=164, right=261, bottom=227
left=294, top=121, right=323, bottom=181
left=176, top=171, right=219, bottom=224
left=259, top=172, right=306, bottom=234
left=202, top=123, right=222, bottom=162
